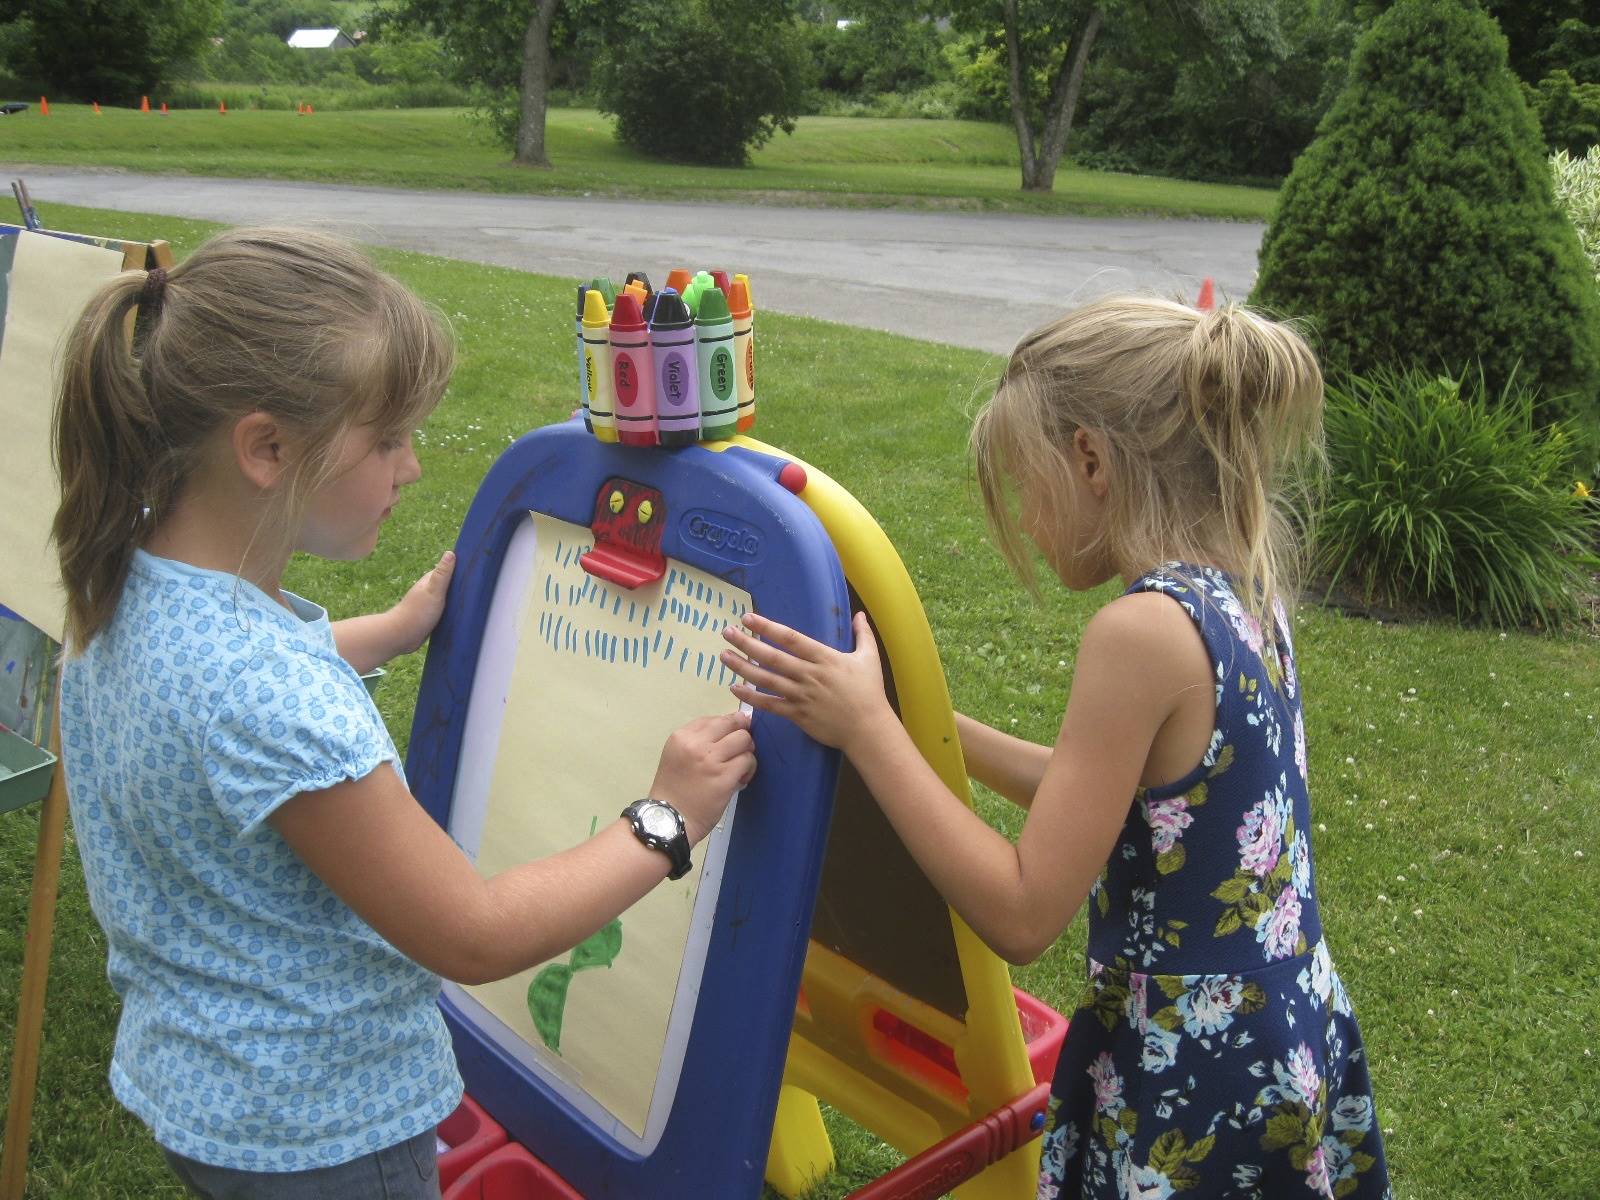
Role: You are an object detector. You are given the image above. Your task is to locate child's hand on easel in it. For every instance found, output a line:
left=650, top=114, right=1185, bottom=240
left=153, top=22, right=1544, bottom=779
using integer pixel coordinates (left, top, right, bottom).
left=721, top=612, right=894, bottom=756
left=387, top=550, right=456, bottom=656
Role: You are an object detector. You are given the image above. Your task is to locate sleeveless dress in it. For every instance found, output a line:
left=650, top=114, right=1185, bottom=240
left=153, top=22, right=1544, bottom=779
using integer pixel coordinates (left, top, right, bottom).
left=1037, top=565, right=1391, bottom=1200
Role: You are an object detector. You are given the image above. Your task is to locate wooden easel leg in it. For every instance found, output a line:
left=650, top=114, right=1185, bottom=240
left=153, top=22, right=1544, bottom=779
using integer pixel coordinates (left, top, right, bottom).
left=0, top=744, right=69, bottom=1199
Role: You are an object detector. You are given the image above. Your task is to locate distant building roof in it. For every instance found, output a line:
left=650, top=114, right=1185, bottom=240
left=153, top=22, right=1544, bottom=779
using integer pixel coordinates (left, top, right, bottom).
left=286, top=28, right=353, bottom=48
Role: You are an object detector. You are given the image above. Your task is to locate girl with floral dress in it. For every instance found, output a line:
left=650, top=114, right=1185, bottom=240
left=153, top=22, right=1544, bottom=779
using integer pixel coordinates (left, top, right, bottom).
left=719, top=297, right=1390, bottom=1199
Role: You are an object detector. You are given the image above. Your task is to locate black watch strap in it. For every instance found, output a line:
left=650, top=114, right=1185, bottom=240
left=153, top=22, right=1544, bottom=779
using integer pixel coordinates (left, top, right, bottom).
left=621, top=799, right=693, bottom=881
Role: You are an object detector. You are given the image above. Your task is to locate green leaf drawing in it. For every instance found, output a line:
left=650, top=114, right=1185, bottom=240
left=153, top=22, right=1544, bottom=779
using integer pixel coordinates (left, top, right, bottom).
left=528, top=962, right=574, bottom=1052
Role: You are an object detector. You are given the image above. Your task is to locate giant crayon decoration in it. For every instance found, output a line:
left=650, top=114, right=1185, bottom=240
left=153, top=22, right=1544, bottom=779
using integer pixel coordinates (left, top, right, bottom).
left=576, top=284, right=593, bottom=434
left=695, top=287, right=738, bottom=441
left=610, top=292, right=657, bottom=447
left=649, top=289, right=700, bottom=447
left=573, top=269, right=757, bottom=444
left=729, top=279, right=756, bottom=433
left=582, top=289, right=619, bottom=443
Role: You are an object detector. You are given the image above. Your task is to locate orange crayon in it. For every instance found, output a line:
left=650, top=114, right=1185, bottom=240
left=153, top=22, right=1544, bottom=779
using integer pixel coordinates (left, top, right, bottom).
left=729, top=280, right=756, bottom=432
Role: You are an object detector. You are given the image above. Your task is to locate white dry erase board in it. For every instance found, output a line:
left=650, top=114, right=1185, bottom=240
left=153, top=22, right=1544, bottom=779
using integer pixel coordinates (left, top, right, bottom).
left=0, top=231, right=127, bottom=642
left=442, top=511, right=749, bottom=1148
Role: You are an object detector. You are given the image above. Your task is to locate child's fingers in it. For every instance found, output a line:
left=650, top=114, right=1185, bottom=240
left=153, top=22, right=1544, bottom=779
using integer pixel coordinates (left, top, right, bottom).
left=850, top=610, right=879, bottom=655
left=720, top=623, right=796, bottom=672
left=420, top=550, right=455, bottom=590
left=719, top=650, right=794, bottom=696
left=730, top=682, right=785, bottom=715
left=713, top=726, right=755, bottom=760
left=738, top=613, right=825, bottom=662
left=693, top=710, right=751, bottom=740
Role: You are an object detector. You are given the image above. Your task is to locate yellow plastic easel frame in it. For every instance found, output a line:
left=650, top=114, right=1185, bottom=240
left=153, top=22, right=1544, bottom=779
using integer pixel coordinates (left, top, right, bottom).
left=716, top=437, right=1041, bottom=1199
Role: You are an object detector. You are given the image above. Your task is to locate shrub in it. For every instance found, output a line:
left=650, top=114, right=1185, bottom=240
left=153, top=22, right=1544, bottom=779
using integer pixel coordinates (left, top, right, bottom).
left=1525, top=69, right=1600, bottom=155
left=1315, top=365, right=1600, bottom=629
left=1552, top=146, right=1600, bottom=285
left=1252, top=0, right=1600, bottom=430
left=592, top=0, right=811, bottom=167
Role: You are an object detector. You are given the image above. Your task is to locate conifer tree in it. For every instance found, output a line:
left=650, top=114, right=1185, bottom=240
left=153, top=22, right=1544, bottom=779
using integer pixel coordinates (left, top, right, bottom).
left=1252, top=0, right=1600, bottom=425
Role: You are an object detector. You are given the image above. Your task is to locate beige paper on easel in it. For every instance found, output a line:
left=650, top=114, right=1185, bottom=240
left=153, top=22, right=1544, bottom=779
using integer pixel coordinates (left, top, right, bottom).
left=0, top=232, right=127, bottom=642
left=465, top=513, right=750, bottom=1136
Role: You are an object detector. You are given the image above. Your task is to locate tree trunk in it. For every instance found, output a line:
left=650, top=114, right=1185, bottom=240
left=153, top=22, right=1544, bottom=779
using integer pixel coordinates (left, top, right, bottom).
left=1005, top=5, right=1104, bottom=192
left=514, top=0, right=560, bottom=168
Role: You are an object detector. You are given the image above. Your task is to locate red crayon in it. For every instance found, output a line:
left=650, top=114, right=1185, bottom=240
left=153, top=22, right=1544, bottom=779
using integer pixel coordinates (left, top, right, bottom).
left=710, top=270, right=732, bottom=296
left=610, top=293, right=657, bottom=447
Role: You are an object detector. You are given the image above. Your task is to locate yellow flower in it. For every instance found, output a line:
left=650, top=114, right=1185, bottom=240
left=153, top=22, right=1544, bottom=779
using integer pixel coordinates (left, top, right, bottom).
left=1577, top=480, right=1593, bottom=498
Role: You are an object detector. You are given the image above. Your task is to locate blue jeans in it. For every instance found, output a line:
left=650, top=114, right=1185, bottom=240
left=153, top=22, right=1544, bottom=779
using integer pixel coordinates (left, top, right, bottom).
left=163, top=1130, right=441, bottom=1200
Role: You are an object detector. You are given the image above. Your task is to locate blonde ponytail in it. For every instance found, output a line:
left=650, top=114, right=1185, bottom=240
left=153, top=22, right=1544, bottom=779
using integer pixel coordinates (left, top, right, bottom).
left=1178, top=305, right=1324, bottom=634
left=53, top=270, right=179, bottom=651
left=973, top=296, right=1324, bottom=641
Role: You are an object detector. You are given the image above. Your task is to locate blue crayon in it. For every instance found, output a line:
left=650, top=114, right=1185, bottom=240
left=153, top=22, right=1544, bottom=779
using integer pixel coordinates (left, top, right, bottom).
left=649, top=289, right=700, bottom=446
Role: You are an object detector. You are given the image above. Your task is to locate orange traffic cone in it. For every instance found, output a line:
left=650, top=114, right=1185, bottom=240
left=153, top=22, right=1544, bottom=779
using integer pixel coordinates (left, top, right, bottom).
left=306, top=103, right=314, bottom=114
left=92, top=100, right=101, bottom=114
left=38, top=96, right=49, bottom=115
left=1196, top=277, right=1216, bottom=312
left=296, top=102, right=304, bottom=115
left=160, top=102, right=168, bottom=115
left=218, top=99, right=227, bottom=114
left=140, top=95, right=149, bottom=113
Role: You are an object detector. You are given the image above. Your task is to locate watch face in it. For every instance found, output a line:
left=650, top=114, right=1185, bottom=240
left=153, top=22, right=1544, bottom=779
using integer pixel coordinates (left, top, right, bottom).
left=639, top=804, right=679, bottom=840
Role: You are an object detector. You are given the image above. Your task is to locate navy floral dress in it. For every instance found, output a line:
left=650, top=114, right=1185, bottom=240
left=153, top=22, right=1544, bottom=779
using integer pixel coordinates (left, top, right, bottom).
left=1038, top=565, right=1390, bottom=1200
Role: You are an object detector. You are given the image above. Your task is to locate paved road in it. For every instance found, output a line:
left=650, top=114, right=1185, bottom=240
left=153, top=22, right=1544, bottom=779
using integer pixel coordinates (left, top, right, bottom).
left=10, top=169, right=1265, bottom=354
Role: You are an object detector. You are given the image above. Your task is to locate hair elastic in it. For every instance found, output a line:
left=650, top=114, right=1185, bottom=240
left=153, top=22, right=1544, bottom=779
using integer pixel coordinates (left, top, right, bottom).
left=138, top=267, right=167, bottom=323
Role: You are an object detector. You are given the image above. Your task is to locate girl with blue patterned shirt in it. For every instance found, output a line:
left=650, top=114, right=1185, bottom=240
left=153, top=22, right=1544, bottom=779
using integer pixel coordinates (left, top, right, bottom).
left=52, top=228, right=754, bottom=1199
left=722, top=298, right=1390, bottom=1199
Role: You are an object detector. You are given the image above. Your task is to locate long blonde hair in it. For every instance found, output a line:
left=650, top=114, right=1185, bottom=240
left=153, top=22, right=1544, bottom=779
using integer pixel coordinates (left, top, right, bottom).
left=972, top=296, right=1324, bottom=637
left=52, top=227, right=453, bottom=651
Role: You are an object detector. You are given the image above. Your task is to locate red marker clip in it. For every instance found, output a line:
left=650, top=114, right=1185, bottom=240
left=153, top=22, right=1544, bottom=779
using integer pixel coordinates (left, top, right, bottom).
left=579, top=477, right=667, bottom=588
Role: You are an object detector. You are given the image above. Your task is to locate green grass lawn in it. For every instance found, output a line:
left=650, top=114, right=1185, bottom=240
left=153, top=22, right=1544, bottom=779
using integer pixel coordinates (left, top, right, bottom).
left=0, top=105, right=1277, bottom=221
left=1, top=203, right=1596, bottom=1199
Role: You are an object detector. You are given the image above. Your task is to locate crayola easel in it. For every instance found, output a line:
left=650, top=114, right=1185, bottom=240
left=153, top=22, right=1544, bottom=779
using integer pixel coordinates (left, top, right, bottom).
left=407, top=269, right=1060, bottom=1198
left=0, top=211, right=174, bottom=1200
left=742, top=439, right=1043, bottom=1200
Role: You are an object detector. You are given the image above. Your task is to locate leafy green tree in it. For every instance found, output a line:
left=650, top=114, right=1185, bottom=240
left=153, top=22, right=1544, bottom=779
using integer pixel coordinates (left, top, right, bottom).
left=1253, top=0, right=1600, bottom=426
left=946, top=0, right=1283, bottom=192
left=808, top=2, right=946, bottom=96
left=1070, top=0, right=1359, bottom=184
left=381, top=0, right=562, bottom=166
left=1, top=0, right=221, bottom=100
left=591, top=0, right=811, bottom=166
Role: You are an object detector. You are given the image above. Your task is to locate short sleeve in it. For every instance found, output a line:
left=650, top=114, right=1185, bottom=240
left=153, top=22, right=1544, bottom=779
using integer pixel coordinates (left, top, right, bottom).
left=202, top=646, right=399, bottom=834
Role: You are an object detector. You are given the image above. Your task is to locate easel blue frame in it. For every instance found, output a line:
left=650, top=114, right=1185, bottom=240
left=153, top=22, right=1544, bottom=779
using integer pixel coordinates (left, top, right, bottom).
left=405, top=419, right=849, bottom=1198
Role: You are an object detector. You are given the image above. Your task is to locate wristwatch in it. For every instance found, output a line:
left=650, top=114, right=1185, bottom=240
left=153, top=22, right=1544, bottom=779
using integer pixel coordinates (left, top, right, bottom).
left=621, top=799, right=693, bottom=880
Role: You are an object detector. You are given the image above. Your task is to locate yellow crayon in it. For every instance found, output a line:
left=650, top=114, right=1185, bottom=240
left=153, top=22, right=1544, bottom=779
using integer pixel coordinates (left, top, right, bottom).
left=582, top=290, right=619, bottom=443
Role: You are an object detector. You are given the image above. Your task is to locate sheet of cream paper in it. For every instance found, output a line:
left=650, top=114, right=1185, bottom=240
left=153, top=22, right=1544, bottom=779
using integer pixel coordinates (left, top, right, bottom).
left=0, top=232, right=128, bottom=642
left=464, top=512, right=751, bottom=1137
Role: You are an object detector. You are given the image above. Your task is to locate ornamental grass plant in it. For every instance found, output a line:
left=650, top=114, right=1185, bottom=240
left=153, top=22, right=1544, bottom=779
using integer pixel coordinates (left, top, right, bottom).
left=1316, top=365, right=1600, bottom=629
left=1552, top=147, right=1600, bottom=287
